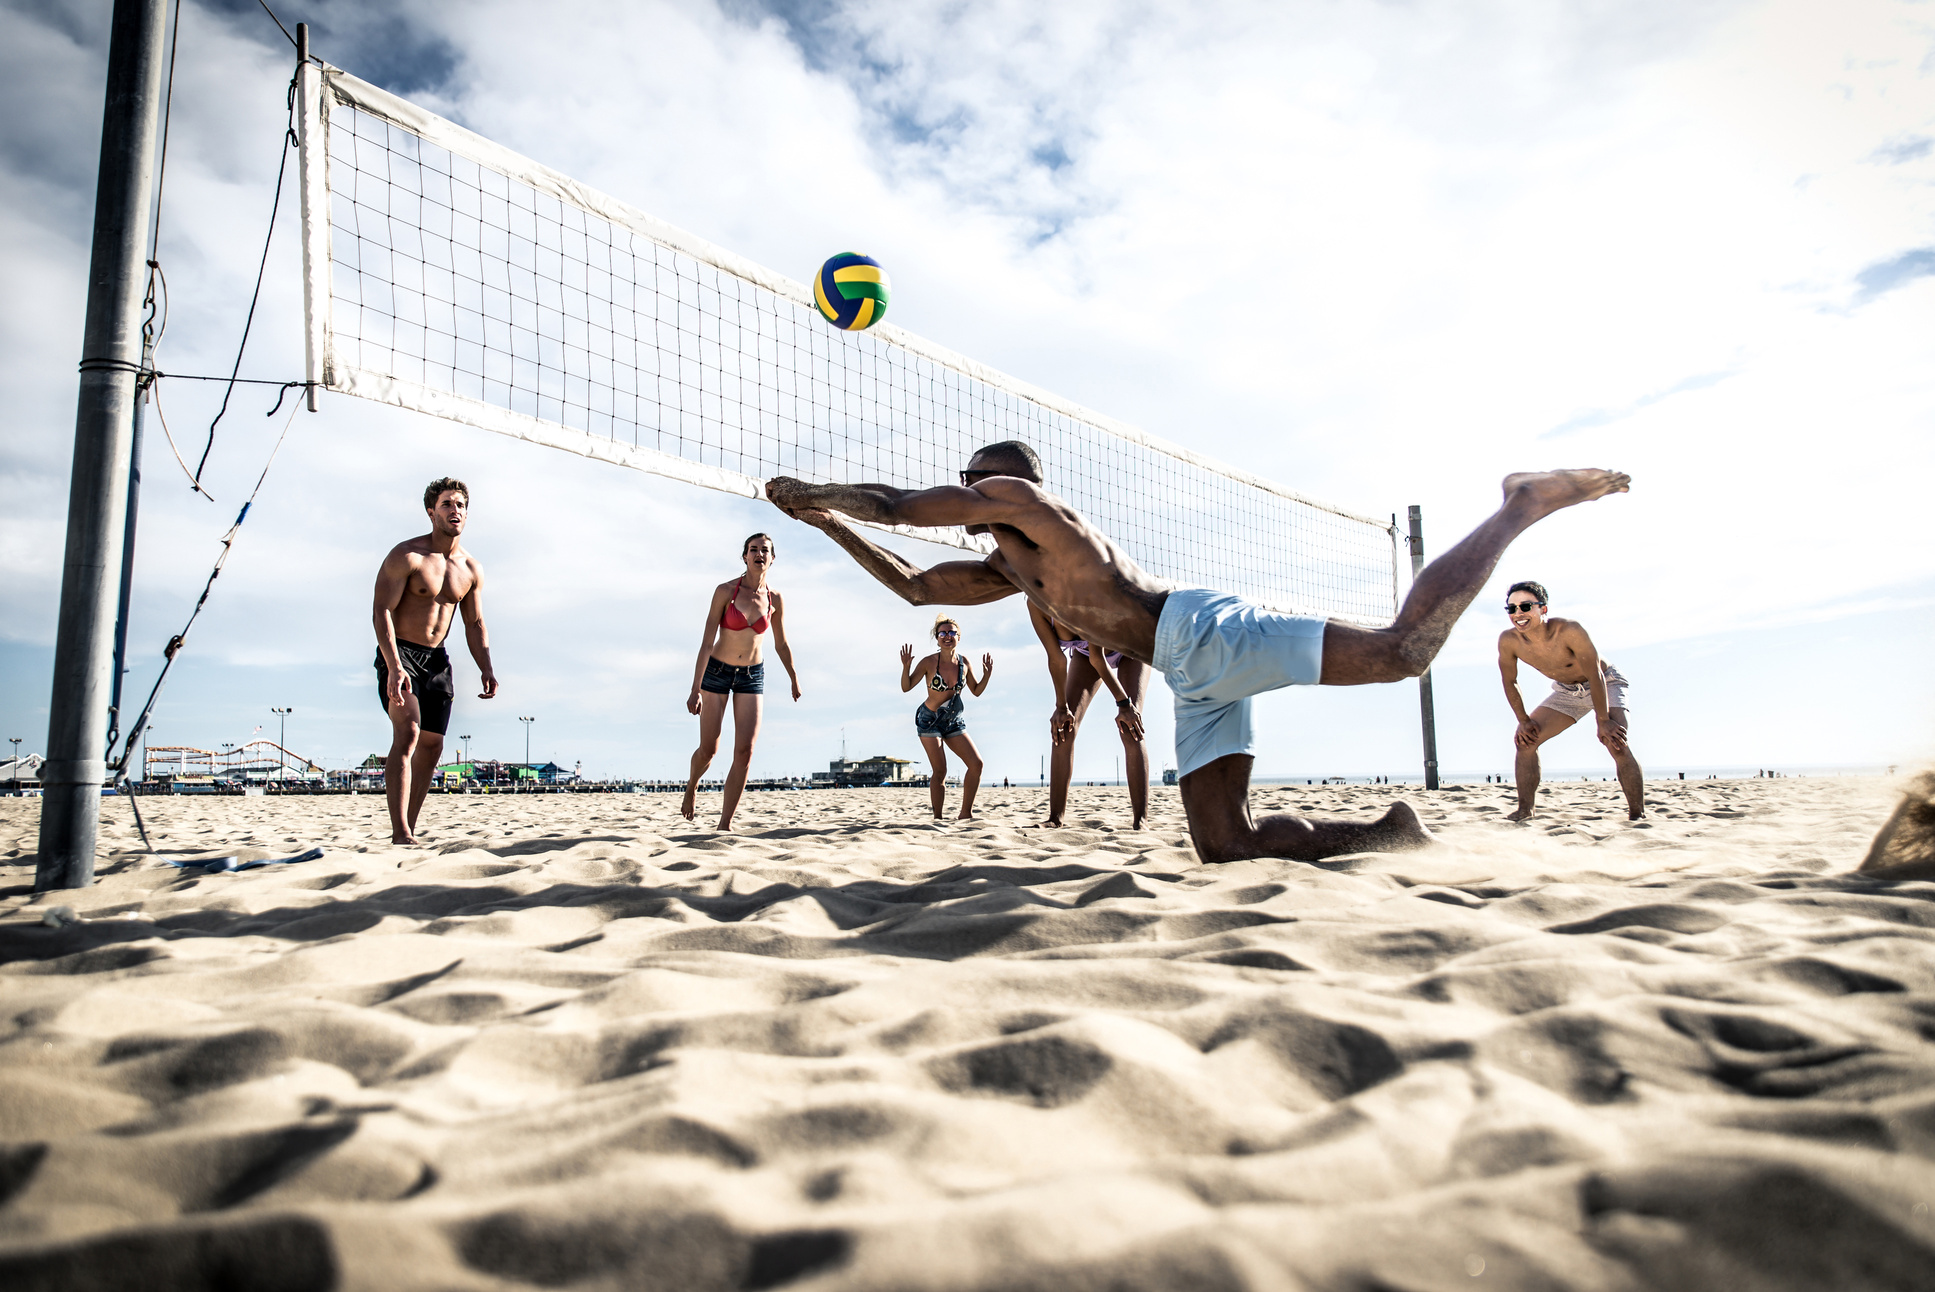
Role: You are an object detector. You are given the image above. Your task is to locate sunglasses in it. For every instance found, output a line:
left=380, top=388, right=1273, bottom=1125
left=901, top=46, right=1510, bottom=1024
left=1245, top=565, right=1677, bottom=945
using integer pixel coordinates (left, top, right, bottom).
left=959, top=470, right=997, bottom=486
left=1505, top=600, right=1545, bottom=613
left=936, top=628, right=959, bottom=637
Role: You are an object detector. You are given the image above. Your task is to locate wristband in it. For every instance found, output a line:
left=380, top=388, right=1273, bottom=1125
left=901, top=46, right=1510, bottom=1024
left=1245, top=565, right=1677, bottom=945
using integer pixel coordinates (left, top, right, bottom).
left=1117, top=698, right=1134, bottom=708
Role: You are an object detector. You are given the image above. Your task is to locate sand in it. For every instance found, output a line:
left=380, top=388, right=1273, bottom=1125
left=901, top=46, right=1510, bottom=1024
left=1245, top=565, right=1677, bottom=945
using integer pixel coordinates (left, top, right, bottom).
left=3, top=776, right=1933, bottom=1290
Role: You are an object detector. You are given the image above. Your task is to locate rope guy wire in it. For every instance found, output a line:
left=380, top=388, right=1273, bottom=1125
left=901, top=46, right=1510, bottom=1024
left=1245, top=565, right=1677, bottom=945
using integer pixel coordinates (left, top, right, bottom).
left=256, top=0, right=296, bottom=47
left=192, top=73, right=299, bottom=488
left=112, top=34, right=315, bottom=842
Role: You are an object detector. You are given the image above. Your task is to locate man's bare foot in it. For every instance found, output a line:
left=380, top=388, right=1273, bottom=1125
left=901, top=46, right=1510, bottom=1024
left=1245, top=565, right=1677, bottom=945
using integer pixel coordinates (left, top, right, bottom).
left=1501, top=469, right=1631, bottom=522
left=1131, top=818, right=1148, bottom=831
left=391, top=831, right=418, bottom=845
left=1628, top=810, right=1645, bottom=821
left=1365, top=800, right=1434, bottom=851
left=680, top=785, right=697, bottom=821
left=956, top=813, right=975, bottom=822
left=1506, top=807, right=1535, bottom=823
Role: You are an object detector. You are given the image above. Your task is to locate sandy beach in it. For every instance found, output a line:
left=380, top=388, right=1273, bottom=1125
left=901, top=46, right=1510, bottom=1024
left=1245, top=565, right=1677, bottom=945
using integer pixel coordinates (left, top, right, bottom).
left=3, top=776, right=1933, bottom=1290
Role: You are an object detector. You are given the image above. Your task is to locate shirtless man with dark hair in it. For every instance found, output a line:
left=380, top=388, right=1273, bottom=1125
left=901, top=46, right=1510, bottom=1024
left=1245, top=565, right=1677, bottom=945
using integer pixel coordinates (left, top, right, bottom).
left=766, top=446, right=1630, bottom=863
left=1496, top=580, right=1644, bottom=822
left=373, top=477, right=499, bottom=844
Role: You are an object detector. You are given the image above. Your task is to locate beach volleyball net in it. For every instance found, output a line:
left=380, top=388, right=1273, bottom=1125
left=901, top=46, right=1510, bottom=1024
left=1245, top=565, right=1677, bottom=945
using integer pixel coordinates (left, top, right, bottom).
left=297, top=64, right=1402, bottom=624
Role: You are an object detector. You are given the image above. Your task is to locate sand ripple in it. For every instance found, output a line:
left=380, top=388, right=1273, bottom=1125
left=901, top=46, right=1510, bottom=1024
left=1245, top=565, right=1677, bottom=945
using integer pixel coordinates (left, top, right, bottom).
left=4, top=779, right=1934, bottom=1290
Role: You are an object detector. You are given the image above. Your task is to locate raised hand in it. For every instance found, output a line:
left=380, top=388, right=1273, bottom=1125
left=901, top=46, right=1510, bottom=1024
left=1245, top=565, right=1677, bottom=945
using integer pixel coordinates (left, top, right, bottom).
left=765, top=476, right=817, bottom=517
left=981, top=652, right=994, bottom=678
left=899, top=643, right=915, bottom=672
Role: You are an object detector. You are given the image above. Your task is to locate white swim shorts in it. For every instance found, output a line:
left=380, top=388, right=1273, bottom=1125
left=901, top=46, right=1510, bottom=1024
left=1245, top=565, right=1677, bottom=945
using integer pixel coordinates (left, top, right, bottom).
left=1153, top=587, right=1328, bottom=778
left=1540, top=664, right=1631, bottom=721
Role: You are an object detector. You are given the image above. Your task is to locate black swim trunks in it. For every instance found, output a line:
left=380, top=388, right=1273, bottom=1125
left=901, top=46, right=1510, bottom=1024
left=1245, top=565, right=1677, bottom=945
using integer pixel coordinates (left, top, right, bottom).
left=375, top=639, right=455, bottom=735
left=701, top=657, right=765, bottom=695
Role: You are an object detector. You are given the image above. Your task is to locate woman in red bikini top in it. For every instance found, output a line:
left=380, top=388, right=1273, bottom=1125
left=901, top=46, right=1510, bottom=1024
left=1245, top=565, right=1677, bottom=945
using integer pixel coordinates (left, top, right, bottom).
left=682, top=532, right=802, bottom=831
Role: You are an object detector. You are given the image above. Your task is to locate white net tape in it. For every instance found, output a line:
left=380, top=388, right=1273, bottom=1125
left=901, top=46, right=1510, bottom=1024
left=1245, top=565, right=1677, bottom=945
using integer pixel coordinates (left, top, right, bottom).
left=298, top=64, right=1400, bottom=624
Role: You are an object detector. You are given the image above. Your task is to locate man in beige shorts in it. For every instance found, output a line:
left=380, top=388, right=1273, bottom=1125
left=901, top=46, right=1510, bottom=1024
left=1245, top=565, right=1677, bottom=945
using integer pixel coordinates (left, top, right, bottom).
left=1497, top=580, right=1643, bottom=821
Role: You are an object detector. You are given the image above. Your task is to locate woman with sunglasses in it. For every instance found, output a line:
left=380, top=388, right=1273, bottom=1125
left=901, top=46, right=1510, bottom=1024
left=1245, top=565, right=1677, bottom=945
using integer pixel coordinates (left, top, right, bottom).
left=899, top=614, right=993, bottom=820
left=683, top=533, right=801, bottom=830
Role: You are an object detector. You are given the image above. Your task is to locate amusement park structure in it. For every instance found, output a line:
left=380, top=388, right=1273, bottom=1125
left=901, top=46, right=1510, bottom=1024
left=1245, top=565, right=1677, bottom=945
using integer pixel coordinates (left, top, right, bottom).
left=142, top=740, right=323, bottom=781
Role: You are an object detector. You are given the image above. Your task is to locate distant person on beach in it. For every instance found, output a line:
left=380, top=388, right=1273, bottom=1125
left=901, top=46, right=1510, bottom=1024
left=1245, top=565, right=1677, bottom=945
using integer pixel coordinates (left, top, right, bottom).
left=766, top=442, right=1628, bottom=863
left=1028, top=604, right=1149, bottom=829
left=1496, top=580, right=1644, bottom=821
left=684, top=534, right=801, bottom=831
left=900, top=615, right=993, bottom=820
left=373, top=476, right=498, bottom=845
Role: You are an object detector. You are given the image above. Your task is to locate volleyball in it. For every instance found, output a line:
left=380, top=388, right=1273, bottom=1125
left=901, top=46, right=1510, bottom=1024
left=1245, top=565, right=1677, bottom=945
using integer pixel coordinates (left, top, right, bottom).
left=813, top=252, right=890, bottom=331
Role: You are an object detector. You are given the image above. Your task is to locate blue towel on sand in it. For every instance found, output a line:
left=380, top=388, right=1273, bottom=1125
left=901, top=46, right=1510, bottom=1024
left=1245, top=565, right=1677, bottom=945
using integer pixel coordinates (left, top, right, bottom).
left=168, top=847, right=323, bottom=873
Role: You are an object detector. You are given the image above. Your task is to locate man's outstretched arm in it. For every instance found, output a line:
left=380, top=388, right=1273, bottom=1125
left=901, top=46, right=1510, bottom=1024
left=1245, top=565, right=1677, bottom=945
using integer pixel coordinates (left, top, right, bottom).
left=768, top=475, right=1016, bottom=529
left=792, top=508, right=1018, bottom=607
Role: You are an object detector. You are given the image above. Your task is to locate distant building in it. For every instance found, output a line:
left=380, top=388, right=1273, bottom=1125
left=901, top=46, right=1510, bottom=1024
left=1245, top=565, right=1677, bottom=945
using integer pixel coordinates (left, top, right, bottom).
left=812, top=755, right=913, bottom=787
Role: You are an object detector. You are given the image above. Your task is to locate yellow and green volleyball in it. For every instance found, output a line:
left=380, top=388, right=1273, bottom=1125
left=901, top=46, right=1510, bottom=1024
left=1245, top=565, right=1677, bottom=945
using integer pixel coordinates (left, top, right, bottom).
left=813, top=252, right=890, bottom=331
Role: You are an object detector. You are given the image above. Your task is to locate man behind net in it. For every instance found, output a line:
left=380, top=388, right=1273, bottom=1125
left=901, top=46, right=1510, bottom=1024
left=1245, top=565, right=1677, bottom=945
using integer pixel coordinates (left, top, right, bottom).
left=372, top=476, right=499, bottom=845
left=766, top=442, right=1630, bottom=863
left=1496, top=580, right=1644, bottom=822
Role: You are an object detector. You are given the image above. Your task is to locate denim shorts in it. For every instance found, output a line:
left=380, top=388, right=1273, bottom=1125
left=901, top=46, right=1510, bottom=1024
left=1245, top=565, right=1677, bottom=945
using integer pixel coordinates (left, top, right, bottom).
left=914, top=694, right=967, bottom=739
left=701, top=657, right=765, bottom=695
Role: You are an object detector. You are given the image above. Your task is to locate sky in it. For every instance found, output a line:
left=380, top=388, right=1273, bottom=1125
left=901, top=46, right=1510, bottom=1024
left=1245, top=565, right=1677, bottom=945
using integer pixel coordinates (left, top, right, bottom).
left=2, top=0, right=1932, bottom=787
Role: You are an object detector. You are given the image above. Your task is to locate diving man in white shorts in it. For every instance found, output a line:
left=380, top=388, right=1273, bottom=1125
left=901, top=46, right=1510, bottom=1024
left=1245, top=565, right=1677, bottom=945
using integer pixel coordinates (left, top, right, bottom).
left=1496, top=580, right=1644, bottom=821
left=764, top=442, right=1630, bottom=863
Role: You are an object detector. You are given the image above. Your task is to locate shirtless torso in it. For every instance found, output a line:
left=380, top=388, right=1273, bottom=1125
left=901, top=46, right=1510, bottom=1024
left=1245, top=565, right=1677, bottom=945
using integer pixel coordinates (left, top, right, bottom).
left=1501, top=615, right=1609, bottom=684
left=376, top=539, right=483, bottom=651
left=1497, top=616, right=1609, bottom=688
left=766, top=473, right=1168, bottom=658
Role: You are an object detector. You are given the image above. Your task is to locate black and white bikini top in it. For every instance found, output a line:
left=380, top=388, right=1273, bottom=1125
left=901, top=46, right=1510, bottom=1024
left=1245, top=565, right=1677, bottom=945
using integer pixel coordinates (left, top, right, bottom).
left=928, top=659, right=964, bottom=695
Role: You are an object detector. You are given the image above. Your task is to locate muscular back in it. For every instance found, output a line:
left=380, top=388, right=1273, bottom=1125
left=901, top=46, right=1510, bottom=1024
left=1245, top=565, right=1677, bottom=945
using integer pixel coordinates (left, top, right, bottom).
left=769, top=473, right=1171, bottom=662
left=962, top=480, right=1170, bottom=662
